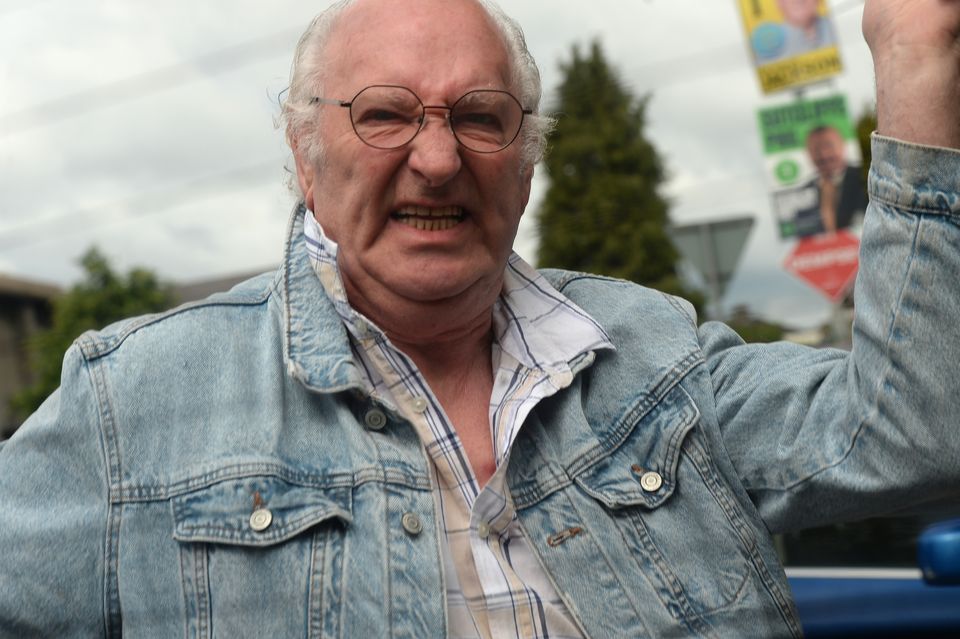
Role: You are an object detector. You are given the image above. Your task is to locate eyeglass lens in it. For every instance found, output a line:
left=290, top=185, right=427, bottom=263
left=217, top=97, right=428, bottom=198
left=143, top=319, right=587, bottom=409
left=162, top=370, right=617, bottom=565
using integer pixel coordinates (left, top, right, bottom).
left=348, top=86, right=525, bottom=153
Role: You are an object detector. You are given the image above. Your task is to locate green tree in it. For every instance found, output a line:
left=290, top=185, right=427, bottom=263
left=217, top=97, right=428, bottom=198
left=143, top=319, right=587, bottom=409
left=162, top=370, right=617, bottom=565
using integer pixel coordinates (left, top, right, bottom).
left=726, top=305, right=784, bottom=343
left=537, top=41, right=702, bottom=310
left=11, top=248, right=174, bottom=420
left=855, top=107, right=877, bottom=200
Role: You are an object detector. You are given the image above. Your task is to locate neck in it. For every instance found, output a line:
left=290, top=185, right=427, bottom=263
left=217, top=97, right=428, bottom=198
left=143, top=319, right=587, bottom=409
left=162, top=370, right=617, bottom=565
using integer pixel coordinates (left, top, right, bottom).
left=349, top=276, right=498, bottom=484
left=334, top=253, right=503, bottom=486
left=341, top=269, right=500, bottom=383
left=392, top=307, right=498, bottom=486
left=395, top=318, right=494, bottom=392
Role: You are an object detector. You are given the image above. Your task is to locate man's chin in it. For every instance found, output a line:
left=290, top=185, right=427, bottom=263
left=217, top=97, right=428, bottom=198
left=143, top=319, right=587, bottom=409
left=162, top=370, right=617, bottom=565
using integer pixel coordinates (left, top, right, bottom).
left=381, top=264, right=500, bottom=305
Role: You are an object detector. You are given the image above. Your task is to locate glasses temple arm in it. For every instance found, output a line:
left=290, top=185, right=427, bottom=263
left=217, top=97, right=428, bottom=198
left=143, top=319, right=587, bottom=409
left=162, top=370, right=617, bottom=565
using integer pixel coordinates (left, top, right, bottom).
left=310, top=97, right=351, bottom=108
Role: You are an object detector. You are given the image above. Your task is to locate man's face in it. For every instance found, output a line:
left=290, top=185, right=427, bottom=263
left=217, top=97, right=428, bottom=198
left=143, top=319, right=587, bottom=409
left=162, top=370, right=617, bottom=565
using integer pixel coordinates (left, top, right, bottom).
left=777, top=0, right=820, bottom=29
left=806, top=127, right=847, bottom=180
left=294, top=0, right=533, bottom=311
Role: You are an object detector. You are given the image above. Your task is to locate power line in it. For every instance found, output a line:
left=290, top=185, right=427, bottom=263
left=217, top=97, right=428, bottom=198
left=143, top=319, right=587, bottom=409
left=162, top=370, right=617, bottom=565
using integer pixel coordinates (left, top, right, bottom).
left=0, top=160, right=284, bottom=250
left=0, top=27, right=301, bottom=137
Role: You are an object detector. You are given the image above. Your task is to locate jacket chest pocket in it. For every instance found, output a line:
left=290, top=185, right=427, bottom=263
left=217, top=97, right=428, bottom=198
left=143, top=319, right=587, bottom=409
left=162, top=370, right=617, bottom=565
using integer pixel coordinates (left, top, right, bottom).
left=571, top=385, right=759, bottom=621
left=171, top=474, right=352, bottom=639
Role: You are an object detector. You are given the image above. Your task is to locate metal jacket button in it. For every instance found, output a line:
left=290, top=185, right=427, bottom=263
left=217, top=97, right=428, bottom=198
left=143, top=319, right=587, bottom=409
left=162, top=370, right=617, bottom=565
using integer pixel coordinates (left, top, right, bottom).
left=640, top=471, right=663, bottom=492
left=364, top=408, right=387, bottom=430
left=249, top=508, right=273, bottom=532
left=402, top=512, right=423, bottom=536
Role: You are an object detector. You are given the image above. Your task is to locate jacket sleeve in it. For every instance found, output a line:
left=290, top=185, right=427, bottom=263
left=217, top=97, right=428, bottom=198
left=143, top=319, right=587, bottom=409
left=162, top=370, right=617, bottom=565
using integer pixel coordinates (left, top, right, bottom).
left=703, top=135, right=960, bottom=533
left=0, top=344, right=111, bottom=636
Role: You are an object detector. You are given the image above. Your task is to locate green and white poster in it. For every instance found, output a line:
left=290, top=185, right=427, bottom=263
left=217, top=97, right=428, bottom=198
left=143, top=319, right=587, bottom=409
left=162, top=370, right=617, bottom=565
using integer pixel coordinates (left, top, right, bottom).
left=757, top=94, right=866, bottom=239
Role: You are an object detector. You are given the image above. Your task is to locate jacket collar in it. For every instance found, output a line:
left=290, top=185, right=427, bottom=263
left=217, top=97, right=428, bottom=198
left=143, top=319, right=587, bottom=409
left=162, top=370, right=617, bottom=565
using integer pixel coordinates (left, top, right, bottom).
left=279, top=202, right=367, bottom=394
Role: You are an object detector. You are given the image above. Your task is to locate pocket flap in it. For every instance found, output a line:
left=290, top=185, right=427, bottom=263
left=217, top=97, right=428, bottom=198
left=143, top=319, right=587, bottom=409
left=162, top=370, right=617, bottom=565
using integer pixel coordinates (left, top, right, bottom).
left=172, top=475, right=353, bottom=547
left=574, top=386, right=698, bottom=509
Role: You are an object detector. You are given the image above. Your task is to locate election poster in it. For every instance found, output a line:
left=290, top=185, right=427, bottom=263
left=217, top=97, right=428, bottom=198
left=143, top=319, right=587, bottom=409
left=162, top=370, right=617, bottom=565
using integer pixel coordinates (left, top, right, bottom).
left=738, top=0, right=843, bottom=94
left=756, top=94, right=866, bottom=240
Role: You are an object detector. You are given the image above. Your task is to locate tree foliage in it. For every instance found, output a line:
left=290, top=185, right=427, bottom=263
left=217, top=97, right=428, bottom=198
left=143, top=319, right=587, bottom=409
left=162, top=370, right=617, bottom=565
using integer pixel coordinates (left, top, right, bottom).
left=726, top=305, right=785, bottom=343
left=855, top=107, right=877, bottom=199
left=11, top=248, right=174, bottom=419
left=536, top=41, right=702, bottom=309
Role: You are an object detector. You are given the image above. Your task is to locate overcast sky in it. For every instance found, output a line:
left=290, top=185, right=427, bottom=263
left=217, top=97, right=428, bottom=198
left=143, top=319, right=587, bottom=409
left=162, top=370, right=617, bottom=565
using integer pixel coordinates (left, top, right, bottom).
left=0, top=0, right=873, bottom=328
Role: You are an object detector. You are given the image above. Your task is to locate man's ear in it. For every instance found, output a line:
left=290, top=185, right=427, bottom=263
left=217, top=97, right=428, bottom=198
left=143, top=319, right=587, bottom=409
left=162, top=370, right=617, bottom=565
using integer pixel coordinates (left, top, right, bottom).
left=519, top=164, right=534, bottom=214
left=292, top=140, right=316, bottom=212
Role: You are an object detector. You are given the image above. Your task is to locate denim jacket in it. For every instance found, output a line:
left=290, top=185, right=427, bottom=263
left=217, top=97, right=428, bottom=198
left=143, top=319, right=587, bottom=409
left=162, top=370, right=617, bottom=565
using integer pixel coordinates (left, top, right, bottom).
left=2, top=136, right=959, bottom=638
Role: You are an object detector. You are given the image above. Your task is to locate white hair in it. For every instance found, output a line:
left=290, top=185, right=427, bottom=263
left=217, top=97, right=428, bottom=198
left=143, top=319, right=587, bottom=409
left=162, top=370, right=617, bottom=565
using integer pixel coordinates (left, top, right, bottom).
left=279, top=0, right=554, bottom=187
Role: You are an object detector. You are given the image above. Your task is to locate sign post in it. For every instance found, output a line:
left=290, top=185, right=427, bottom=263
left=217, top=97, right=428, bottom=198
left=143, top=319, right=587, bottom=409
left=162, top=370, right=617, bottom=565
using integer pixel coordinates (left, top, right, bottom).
left=670, top=216, right=754, bottom=319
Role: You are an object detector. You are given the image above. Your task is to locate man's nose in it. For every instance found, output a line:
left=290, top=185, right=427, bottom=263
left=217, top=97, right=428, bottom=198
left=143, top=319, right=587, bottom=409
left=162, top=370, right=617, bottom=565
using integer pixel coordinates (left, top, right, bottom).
left=406, top=111, right=462, bottom=186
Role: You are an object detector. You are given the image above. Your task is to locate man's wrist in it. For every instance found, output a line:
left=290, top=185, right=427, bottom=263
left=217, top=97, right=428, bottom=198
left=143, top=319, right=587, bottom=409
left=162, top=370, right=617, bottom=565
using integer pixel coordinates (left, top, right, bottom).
left=873, top=52, right=960, bottom=149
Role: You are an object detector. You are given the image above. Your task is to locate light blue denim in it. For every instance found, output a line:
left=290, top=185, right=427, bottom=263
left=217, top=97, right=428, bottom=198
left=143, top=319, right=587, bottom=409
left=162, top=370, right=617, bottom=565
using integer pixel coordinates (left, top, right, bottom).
left=1, top=135, right=959, bottom=638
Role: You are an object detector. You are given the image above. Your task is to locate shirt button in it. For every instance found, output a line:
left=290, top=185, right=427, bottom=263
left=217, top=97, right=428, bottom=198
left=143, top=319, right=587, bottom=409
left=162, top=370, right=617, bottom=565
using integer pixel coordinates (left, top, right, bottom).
left=640, top=471, right=663, bottom=493
left=477, top=522, right=490, bottom=539
left=249, top=508, right=273, bottom=532
left=364, top=408, right=387, bottom=430
left=401, top=512, right=423, bottom=536
left=411, top=397, right=429, bottom=413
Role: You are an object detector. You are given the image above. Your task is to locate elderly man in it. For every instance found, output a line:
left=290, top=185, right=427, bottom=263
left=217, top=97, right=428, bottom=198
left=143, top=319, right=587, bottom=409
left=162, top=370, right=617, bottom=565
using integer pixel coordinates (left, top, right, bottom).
left=1, top=0, right=959, bottom=637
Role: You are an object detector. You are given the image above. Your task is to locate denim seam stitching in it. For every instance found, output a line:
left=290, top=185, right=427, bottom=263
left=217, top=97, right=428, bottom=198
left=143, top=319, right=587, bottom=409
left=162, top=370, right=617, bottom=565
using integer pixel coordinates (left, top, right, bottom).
left=622, top=507, right=715, bottom=636
left=81, top=349, right=124, bottom=636
left=117, top=464, right=431, bottom=502
left=174, top=507, right=351, bottom=544
left=77, top=291, right=274, bottom=362
left=307, top=528, right=324, bottom=638
left=560, top=486, right=656, bottom=637
left=686, top=435, right=803, bottom=637
left=767, top=216, right=921, bottom=493
left=565, top=351, right=703, bottom=481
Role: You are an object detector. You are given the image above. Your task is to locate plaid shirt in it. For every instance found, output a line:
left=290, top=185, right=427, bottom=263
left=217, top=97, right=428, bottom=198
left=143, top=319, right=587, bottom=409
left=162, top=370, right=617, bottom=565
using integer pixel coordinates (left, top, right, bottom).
left=304, top=212, right=613, bottom=639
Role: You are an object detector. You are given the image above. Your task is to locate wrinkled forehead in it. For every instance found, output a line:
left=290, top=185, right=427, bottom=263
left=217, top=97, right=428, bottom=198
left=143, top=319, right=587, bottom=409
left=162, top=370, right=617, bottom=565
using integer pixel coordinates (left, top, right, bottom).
left=322, top=0, right=515, bottom=96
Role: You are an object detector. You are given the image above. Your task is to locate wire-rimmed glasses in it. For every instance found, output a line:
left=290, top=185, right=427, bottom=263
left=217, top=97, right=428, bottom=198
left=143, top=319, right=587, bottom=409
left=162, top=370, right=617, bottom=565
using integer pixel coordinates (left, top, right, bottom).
left=310, top=85, right=532, bottom=153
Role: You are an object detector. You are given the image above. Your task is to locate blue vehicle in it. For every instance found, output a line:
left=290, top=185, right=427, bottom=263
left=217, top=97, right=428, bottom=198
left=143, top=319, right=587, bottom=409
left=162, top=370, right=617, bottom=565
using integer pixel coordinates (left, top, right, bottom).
left=783, top=518, right=960, bottom=637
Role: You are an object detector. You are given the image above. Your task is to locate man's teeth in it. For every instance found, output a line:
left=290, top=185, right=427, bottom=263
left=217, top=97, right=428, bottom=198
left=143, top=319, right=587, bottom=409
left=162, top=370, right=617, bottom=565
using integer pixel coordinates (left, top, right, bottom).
left=394, top=206, right=465, bottom=231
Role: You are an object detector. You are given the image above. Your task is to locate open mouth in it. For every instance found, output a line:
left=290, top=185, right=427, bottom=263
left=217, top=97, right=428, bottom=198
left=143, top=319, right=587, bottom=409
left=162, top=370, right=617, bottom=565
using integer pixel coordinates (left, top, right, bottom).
left=392, top=205, right=465, bottom=231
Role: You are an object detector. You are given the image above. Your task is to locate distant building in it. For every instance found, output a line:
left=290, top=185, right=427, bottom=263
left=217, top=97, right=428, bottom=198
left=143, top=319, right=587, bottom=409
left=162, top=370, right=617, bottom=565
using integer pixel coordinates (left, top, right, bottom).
left=0, top=275, right=60, bottom=438
left=173, top=269, right=273, bottom=304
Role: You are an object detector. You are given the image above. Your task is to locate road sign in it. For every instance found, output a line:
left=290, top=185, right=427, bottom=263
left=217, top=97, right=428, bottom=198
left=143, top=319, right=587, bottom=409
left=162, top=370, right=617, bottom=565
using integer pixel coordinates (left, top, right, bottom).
left=783, top=230, right=859, bottom=302
left=669, top=216, right=754, bottom=318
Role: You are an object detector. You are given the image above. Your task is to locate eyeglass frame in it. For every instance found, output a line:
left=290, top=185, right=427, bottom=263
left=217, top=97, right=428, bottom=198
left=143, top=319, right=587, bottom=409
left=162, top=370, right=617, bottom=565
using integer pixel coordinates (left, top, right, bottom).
left=309, top=84, right=533, bottom=154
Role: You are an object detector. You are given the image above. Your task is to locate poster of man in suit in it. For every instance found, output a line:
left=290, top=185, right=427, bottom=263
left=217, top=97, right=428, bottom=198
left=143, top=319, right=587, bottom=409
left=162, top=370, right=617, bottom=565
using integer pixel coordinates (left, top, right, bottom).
left=758, top=94, right=867, bottom=239
left=792, top=124, right=868, bottom=237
